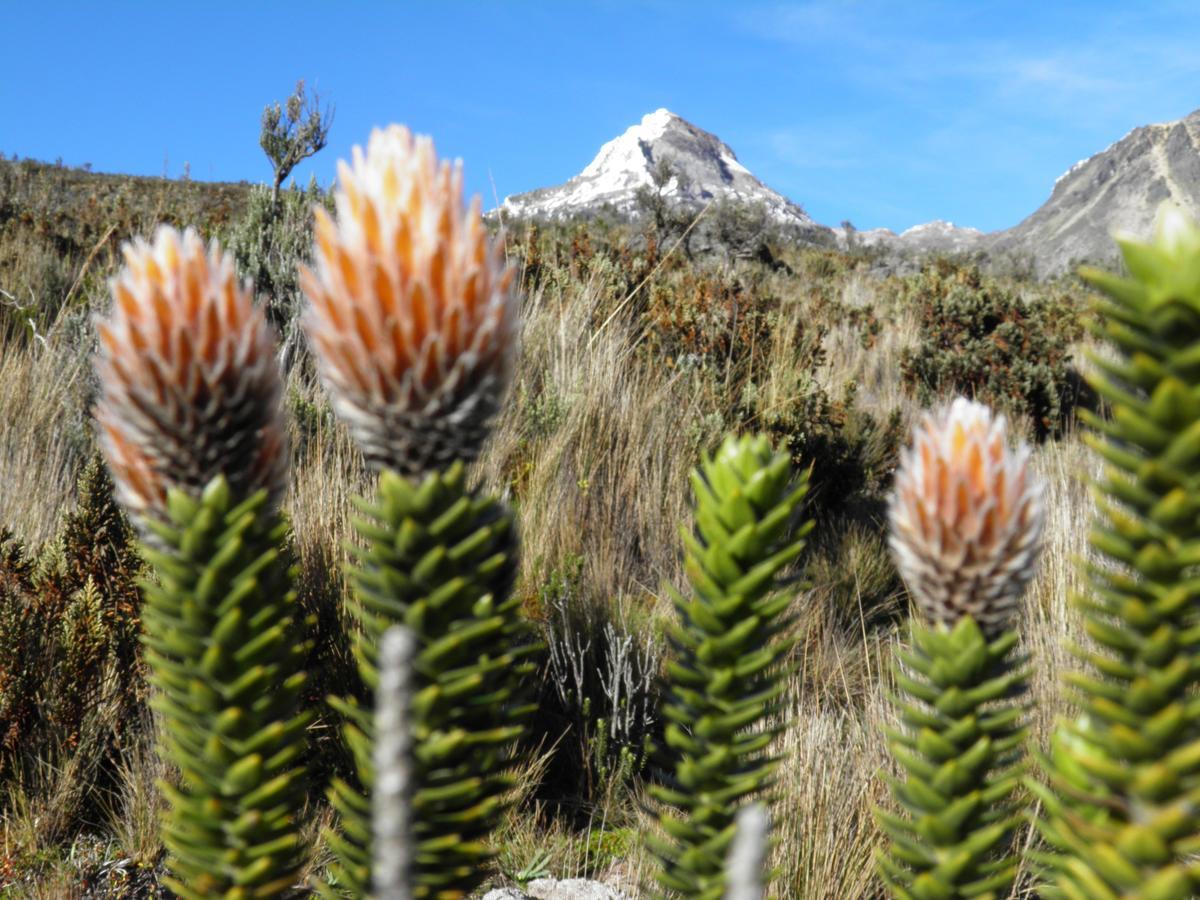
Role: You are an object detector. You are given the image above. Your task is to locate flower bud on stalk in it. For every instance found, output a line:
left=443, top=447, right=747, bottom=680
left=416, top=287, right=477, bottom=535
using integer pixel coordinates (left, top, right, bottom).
left=877, top=398, right=1043, bottom=899
left=95, top=226, right=288, bottom=521
left=889, top=397, right=1044, bottom=635
left=304, top=128, right=532, bottom=899
left=301, top=125, right=517, bottom=474
left=93, top=226, right=309, bottom=898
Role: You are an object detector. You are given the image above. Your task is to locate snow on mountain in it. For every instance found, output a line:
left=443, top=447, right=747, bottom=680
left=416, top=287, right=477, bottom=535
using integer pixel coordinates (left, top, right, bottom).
left=498, top=109, right=817, bottom=232
left=496, top=105, right=1200, bottom=278
left=834, top=220, right=986, bottom=256
left=498, top=108, right=981, bottom=256
left=900, top=220, right=981, bottom=239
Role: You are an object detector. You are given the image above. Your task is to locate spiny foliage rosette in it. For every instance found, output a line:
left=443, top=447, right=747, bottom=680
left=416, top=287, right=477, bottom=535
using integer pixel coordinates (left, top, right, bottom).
left=649, top=433, right=812, bottom=899
left=93, top=226, right=310, bottom=897
left=141, top=481, right=311, bottom=898
left=304, top=126, right=531, bottom=897
left=878, top=619, right=1030, bottom=899
left=322, top=464, right=533, bottom=897
left=879, top=398, right=1044, bottom=899
left=1032, top=205, right=1200, bottom=898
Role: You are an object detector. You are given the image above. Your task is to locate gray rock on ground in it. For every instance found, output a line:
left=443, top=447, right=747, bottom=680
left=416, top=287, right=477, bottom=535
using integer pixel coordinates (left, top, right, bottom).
left=483, top=877, right=634, bottom=900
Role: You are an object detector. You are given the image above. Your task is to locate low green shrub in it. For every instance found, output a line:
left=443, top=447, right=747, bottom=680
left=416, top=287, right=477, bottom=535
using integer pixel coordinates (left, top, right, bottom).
left=0, top=458, right=146, bottom=847
left=747, top=378, right=903, bottom=526
left=228, top=179, right=332, bottom=371
left=900, top=259, right=1086, bottom=438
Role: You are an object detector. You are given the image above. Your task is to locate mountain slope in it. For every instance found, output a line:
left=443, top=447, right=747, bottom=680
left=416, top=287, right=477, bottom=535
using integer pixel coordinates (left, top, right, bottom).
left=499, top=109, right=821, bottom=235
left=988, top=110, right=1200, bottom=276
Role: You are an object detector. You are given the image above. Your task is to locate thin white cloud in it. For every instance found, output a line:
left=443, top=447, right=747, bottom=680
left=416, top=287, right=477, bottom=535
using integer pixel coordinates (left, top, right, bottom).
left=730, top=2, right=1200, bottom=229
left=739, top=3, right=1200, bottom=111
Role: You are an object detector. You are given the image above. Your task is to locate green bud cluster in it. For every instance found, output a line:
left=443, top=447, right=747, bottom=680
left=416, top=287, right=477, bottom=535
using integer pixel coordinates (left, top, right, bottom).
left=140, top=479, right=312, bottom=899
left=322, top=462, right=536, bottom=898
left=649, top=434, right=811, bottom=899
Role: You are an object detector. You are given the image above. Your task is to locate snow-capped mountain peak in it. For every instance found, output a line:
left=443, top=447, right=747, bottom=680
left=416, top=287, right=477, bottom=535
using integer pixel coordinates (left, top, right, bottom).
left=578, top=108, right=677, bottom=181
left=900, top=220, right=982, bottom=239
left=499, top=109, right=814, bottom=230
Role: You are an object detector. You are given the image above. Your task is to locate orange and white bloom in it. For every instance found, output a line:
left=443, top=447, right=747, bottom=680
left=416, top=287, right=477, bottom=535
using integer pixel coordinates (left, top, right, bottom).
left=94, top=226, right=288, bottom=521
left=889, top=398, right=1044, bottom=633
left=300, top=125, right=518, bottom=474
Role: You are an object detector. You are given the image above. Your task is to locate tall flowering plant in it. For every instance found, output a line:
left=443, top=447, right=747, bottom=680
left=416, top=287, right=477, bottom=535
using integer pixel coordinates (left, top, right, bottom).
left=878, top=398, right=1044, bottom=898
left=301, top=125, right=517, bottom=474
left=94, top=227, right=311, bottom=898
left=1032, top=206, right=1200, bottom=898
left=302, top=126, right=535, bottom=898
left=649, top=433, right=812, bottom=899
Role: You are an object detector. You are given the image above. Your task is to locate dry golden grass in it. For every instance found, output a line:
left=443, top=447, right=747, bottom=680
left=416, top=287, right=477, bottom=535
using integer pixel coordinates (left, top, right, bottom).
left=478, top=275, right=701, bottom=613
left=772, top=692, right=894, bottom=899
left=0, top=194, right=1102, bottom=896
left=471, top=244, right=1097, bottom=898
left=0, top=321, right=92, bottom=545
left=100, top=718, right=168, bottom=869
left=818, top=270, right=922, bottom=418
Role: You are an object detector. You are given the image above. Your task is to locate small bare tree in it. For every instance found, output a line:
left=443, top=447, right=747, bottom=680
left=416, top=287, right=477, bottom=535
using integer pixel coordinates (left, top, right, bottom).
left=260, top=80, right=334, bottom=205
left=635, top=156, right=698, bottom=258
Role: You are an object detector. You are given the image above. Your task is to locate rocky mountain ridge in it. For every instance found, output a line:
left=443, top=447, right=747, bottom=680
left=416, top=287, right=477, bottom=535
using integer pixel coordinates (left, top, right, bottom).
left=499, top=109, right=819, bottom=235
left=841, top=220, right=986, bottom=257
left=498, top=107, right=1200, bottom=278
left=987, top=110, right=1200, bottom=276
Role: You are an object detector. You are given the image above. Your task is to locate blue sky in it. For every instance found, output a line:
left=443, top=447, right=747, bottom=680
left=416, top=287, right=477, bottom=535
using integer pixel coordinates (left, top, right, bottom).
left=5, top=2, right=1200, bottom=232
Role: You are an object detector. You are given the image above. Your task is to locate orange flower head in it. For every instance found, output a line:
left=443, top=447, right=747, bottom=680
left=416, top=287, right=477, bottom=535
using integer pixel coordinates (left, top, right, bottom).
left=300, top=125, right=518, bottom=474
left=94, top=226, right=288, bottom=521
left=889, top=397, right=1044, bottom=633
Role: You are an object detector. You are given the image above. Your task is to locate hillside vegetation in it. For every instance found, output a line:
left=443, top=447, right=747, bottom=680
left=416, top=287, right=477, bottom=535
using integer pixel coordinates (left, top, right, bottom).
left=0, top=159, right=1095, bottom=897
